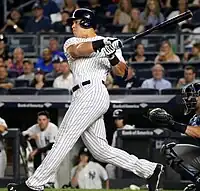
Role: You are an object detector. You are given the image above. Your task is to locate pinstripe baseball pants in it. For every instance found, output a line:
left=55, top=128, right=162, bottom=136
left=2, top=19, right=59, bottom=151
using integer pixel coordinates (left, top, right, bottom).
left=26, top=81, right=157, bottom=190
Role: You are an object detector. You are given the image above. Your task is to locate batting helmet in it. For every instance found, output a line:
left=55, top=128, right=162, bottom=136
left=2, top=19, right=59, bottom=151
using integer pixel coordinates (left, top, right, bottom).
left=67, top=8, right=96, bottom=29
left=113, top=109, right=124, bottom=119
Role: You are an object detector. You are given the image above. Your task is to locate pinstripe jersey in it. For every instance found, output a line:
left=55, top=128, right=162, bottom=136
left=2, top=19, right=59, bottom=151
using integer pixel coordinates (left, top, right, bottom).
left=63, top=36, right=125, bottom=85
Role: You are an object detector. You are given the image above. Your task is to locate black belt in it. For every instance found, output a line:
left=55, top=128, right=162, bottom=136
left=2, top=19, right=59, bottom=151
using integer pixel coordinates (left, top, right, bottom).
left=72, top=80, right=105, bottom=93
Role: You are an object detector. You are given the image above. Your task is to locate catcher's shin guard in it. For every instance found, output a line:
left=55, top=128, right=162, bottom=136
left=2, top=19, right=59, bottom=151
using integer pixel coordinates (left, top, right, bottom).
left=161, top=143, right=200, bottom=183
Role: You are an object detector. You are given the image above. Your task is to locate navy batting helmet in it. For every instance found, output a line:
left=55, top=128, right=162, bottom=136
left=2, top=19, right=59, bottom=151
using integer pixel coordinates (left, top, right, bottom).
left=182, top=82, right=200, bottom=115
left=113, top=109, right=124, bottom=119
left=67, top=8, right=96, bottom=29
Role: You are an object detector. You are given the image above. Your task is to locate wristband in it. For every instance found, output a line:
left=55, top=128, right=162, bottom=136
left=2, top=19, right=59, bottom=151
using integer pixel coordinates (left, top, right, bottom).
left=92, top=40, right=104, bottom=52
left=171, top=121, right=187, bottom=133
left=109, top=55, right=119, bottom=66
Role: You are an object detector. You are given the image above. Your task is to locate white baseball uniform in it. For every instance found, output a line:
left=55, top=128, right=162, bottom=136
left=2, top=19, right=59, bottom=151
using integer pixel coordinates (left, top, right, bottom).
left=71, top=161, right=108, bottom=189
left=0, top=117, right=7, bottom=178
left=26, top=36, right=157, bottom=190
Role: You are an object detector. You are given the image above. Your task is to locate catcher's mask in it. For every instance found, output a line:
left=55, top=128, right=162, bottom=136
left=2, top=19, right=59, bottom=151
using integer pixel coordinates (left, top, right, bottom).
left=182, top=82, right=200, bottom=115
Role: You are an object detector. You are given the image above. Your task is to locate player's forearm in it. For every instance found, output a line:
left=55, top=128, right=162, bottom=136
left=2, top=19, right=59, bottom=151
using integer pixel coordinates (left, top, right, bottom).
left=185, top=126, right=200, bottom=138
left=112, top=61, right=128, bottom=80
left=71, top=177, right=78, bottom=188
left=37, top=143, right=54, bottom=154
left=0, top=125, right=7, bottom=133
left=105, top=180, right=110, bottom=189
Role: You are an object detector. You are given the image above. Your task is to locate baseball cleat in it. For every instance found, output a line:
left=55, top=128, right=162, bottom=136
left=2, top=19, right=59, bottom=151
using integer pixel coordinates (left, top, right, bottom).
left=7, top=182, right=43, bottom=191
left=147, top=164, right=164, bottom=191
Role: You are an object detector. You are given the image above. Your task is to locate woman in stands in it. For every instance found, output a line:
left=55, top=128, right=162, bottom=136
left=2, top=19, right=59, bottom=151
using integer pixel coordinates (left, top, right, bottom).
left=30, top=70, right=47, bottom=89
left=140, top=0, right=164, bottom=29
left=129, top=43, right=148, bottom=62
left=62, top=0, right=79, bottom=16
left=154, top=40, right=180, bottom=63
left=113, top=0, right=132, bottom=25
left=122, top=8, right=144, bottom=33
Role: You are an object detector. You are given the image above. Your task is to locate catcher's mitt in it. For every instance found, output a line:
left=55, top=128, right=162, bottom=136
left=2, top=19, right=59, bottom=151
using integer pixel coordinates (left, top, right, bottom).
left=148, top=108, right=174, bottom=126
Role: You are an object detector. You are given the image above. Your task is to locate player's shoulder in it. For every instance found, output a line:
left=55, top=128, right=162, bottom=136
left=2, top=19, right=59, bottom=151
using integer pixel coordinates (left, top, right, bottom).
left=49, top=122, right=58, bottom=129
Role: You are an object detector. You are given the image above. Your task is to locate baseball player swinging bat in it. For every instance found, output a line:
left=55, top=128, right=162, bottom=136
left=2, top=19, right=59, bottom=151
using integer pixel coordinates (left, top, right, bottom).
left=7, top=8, right=193, bottom=191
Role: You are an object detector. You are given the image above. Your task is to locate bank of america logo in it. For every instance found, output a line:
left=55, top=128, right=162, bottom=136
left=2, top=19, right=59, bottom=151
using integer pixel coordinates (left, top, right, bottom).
left=44, top=103, right=52, bottom=108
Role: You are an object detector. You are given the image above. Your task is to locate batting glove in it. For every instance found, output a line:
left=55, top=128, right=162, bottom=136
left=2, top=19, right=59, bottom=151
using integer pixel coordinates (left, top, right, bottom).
left=103, top=37, right=123, bottom=49
left=101, top=44, right=116, bottom=60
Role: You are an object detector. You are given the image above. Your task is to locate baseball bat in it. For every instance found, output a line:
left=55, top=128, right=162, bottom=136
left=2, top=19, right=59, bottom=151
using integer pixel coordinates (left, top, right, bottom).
left=122, top=10, right=193, bottom=45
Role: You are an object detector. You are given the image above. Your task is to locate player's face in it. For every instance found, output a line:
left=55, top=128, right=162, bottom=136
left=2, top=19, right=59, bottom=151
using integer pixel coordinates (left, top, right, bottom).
left=71, top=20, right=87, bottom=38
left=37, top=115, right=49, bottom=130
left=115, top=119, right=124, bottom=128
left=80, top=154, right=89, bottom=163
left=184, top=69, right=195, bottom=83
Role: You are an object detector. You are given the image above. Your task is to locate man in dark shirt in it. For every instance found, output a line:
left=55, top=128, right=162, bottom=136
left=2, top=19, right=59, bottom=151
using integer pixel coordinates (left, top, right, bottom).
left=0, top=66, right=14, bottom=89
left=51, top=10, right=71, bottom=33
left=41, top=0, right=60, bottom=18
left=113, top=65, right=140, bottom=88
left=25, top=2, right=51, bottom=33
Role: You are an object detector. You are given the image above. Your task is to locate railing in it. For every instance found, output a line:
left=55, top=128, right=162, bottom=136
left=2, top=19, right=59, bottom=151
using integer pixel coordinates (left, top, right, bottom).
left=5, top=33, right=200, bottom=57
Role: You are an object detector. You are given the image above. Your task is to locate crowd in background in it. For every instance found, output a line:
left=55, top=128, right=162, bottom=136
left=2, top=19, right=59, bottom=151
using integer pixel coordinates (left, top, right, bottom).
left=0, top=0, right=199, bottom=92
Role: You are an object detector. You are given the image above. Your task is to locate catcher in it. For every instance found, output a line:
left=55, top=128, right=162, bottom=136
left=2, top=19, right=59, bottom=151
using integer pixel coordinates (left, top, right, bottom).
left=148, top=82, right=200, bottom=191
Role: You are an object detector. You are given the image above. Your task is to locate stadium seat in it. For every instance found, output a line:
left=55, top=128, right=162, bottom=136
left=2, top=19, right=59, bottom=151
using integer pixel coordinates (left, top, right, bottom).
left=38, top=88, right=70, bottom=95
left=14, top=79, right=30, bottom=87
left=9, top=87, right=38, bottom=95
left=161, top=88, right=182, bottom=95
left=0, top=87, right=8, bottom=95
left=129, top=88, right=159, bottom=95
left=137, top=69, right=152, bottom=78
left=8, top=70, right=19, bottom=78
left=166, top=69, right=184, bottom=78
left=129, top=62, right=154, bottom=70
left=108, top=88, right=128, bottom=95
left=45, top=79, right=54, bottom=87
left=161, top=62, right=183, bottom=70
left=165, top=77, right=178, bottom=87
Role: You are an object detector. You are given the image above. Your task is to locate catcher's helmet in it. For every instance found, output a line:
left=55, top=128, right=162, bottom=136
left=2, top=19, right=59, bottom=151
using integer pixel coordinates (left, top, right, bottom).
left=182, top=82, right=200, bottom=115
left=67, top=8, right=96, bottom=29
left=113, top=109, right=124, bottom=119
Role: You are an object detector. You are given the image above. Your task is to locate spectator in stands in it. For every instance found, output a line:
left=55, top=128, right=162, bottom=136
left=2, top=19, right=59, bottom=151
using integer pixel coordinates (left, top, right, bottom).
left=0, top=57, right=6, bottom=67
left=71, top=147, right=109, bottom=189
left=53, top=60, right=73, bottom=89
left=35, top=48, right=53, bottom=73
left=185, top=43, right=200, bottom=62
left=10, top=47, right=24, bottom=76
left=17, top=60, right=35, bottom=81
left=113, top=65, right=140, bottom=88
left=105, top=73, right=114, bottom=89
left=140, top=0, right=164, bottom=29
left=176, top=65, right=198, bottom=88
left=0, top=66, right=14, bottom=89
left=49, top=38, right=66, bottom=59
left=141, top=64, right=172, bottom=90
left=122, top=8, right=144, bottom=33
left=88, top=0, right=105, bottom=26
left=41, top=0, right=60, bottom=18
left=155, top=40, right=180, bottom=63
left=30, top=70, right=47, bottom=89
left=0, top=35, right=9, bottom=61
left=51, top=10, right=71, bottom=33
left=167, top=0, right=188, bottom=29
left=25, top=2, right=51, bottom=33
left=0, top=8, right=24, bottom=33
left=45, top=55, right=62, bottom=79
left=128, top=43, right=148, bottom=62
left=62, top=0, right=79, bottom=16
left=113, top=0, right=132, bottom=25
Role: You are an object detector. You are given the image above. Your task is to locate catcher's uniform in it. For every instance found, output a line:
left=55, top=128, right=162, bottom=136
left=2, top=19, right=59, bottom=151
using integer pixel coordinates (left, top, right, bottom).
left=189, top=114, right=200, bottom=126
